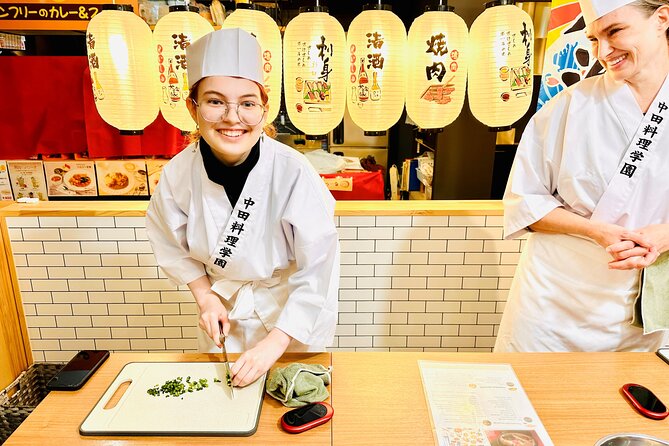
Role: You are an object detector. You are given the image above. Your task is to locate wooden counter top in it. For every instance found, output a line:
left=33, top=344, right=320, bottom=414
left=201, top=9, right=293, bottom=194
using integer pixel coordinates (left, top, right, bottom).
left=6, top=352, right=669, bottom=445
left=0, top=200, right=503, bottom=217
left=4, top=352, right=332, bottom=446
left=332, top=352, right=669, bottom=446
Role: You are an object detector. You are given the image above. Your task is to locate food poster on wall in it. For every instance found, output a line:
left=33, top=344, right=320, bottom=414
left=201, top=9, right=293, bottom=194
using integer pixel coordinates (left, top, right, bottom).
left=419, top=362, right=553, bottom=446
left=95, top=160, right=148, bottom=196
left=7, top=160, right=48, bottom=201
left=145, top=159, right=167, bottom=195
left=0, top=161, right=14, bottom=200
left=537, top=0, right=603, bottom=110
left=44, top=161, right=97, bottom=197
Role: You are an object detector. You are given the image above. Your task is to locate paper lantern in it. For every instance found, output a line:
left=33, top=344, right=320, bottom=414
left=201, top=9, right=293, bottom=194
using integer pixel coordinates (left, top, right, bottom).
left=406, top=6, right=469, bottom=129
left=86, top=5, right=160, bottom=134
left=468, top=1, right=534, bottom=129
left=223, top=5, right=282, bottom=124
left=283, top=7, right=347, bottom=135
left=346, top=5, right=407, bottom=133
left=153, top=6, right=213, bottom=132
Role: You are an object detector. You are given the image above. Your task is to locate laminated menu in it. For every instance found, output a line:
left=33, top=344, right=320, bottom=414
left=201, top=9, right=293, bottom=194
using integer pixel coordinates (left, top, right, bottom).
left=95, top=160, right=148, bottom=196
left=145, top=159, right=168, bottom=195
left=7, top=160, right=48, bottom=201
left=44, top=161, right=97, bottom=197
left=419, top=362, right=553, bottom=446
left=0, top=161, right=14, bottom=200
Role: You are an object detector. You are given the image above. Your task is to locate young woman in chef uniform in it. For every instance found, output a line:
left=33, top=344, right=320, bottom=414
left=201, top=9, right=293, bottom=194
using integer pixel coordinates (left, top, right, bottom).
left=495, top=0, right=669, bottom=352
left=146, top=28, right=340, bottom=386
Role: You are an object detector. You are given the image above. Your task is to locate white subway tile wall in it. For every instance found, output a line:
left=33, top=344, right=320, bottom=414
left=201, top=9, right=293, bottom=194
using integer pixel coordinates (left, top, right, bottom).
left=7, top=214, right=520, bottom=360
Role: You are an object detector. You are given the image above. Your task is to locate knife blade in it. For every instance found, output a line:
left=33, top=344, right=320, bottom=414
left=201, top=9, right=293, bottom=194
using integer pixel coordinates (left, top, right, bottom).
left=218, top=321, right=235, bottom=399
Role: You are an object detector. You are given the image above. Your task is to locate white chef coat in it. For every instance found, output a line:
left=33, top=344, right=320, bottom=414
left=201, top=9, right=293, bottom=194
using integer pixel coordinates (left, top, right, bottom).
left=495, top=72, right=669, bottom=352
left=146, top=135, right=340, bottom=353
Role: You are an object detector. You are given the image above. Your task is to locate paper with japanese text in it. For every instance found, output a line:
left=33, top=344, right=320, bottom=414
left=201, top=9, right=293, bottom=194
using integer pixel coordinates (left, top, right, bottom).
left=419, top=361, right=553, bottom=446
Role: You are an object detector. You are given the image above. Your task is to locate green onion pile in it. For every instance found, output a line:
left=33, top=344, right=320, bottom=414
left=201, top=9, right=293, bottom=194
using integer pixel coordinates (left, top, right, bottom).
left=146, top=376, right=210, bottom=398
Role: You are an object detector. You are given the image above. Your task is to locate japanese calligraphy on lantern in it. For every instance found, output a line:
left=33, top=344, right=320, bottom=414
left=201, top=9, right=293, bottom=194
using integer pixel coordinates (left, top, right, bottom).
left=406, top=10, right=469, bottom=129
left=283, top=10, right=346, bottom=135
left=468, top=4, right=534, bottom=128
left=153, top=10, right=213, bottom=131
left=0, top=0, right=137, bottom=31
left=346, top=8, right=407, bottom=133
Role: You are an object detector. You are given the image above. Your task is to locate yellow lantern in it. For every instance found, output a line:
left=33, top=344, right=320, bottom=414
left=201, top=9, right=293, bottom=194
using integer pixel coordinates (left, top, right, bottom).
left=283, top=6, right=347, bottom=136
left=346, top=5, right=407, bottom=134
left=468, top=0, right=534, bottom=129
left=86, top=5, right=160, bottom=134
left=223, top=5, right=282, bottom=124
left=153, top=6, right=213, bottom=132
left=406, top=5, right=468, bottom=130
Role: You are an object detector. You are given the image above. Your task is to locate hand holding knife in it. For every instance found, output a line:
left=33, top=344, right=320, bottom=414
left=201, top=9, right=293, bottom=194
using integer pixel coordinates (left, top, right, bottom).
left=218, top=321, right=235, bottom=399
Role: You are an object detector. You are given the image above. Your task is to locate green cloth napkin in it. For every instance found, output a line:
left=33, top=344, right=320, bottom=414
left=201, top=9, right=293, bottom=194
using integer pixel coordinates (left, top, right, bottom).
left=632, top=252, right=669, bottom=333
left=265, top=363, right=330, bottom=407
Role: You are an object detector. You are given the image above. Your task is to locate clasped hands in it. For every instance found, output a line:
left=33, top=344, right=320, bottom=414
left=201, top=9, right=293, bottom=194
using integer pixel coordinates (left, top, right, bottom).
left=602, top=224, right=668, bottom=270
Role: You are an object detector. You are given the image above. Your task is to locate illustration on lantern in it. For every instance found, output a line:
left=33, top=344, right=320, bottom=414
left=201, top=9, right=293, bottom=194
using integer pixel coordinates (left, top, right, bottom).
left=420, top=33, right=460, bottom=106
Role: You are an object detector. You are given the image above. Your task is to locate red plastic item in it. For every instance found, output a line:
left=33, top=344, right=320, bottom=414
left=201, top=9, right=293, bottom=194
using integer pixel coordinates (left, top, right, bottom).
left=280, top=402, right=334, bottom=434
left=621, top=383, right=669, bottom=420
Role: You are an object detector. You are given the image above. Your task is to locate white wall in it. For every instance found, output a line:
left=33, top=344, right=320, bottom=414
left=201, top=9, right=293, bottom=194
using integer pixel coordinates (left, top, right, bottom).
left=7, top=214, right=522, bottom=361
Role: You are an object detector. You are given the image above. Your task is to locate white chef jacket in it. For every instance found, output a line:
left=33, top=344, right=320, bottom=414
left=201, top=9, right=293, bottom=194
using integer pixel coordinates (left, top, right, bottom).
left=146, top=135, right=340, bottom=352
left=495, top=72, right=669, bottom=352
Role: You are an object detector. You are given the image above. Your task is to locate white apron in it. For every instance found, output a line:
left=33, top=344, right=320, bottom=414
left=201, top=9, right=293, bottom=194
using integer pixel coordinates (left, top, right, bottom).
left=496, top=72, right=669, bottom=352
left=146, top=136, right=340, bottom=353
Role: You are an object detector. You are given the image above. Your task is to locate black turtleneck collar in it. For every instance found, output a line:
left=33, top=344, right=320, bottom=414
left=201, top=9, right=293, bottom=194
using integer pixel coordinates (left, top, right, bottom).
left=199, top=137, right=261, bottom=208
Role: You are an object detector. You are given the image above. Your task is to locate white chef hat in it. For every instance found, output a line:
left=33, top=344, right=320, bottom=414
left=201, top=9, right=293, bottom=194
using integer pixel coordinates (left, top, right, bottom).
left=579, top=0, right=636, bottom=26
left=186, top=28, right=263, bottom=89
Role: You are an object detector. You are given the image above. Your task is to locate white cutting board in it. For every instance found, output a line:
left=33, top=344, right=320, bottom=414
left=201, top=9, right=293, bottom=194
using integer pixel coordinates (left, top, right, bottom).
left=80, top=362, right=266, bottom=436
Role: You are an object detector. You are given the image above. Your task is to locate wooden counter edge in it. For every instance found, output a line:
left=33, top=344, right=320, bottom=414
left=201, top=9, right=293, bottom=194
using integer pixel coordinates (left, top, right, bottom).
left=0, top=200, right=504, bottom=217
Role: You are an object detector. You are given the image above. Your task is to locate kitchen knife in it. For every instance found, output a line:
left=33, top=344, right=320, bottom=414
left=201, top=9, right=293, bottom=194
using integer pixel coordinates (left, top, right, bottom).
left=218, top=321, right=235, bottom=399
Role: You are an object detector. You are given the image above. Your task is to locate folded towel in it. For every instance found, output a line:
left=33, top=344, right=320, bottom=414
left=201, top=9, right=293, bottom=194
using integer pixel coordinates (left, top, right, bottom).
left=265, top=363, right=331, bottom=407
left=631, top=252, right=669, bottom=333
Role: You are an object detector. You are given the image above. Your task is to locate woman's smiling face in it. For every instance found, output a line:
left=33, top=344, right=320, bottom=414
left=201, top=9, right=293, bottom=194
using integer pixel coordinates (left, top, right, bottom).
left=586, top=4, right=669, bottom=85
left=187, top=76, right=266, bottom=166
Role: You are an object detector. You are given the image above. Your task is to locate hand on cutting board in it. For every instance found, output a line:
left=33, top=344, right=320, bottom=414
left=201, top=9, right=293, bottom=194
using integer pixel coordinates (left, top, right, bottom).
left=231, top=328, right=291, bottom=387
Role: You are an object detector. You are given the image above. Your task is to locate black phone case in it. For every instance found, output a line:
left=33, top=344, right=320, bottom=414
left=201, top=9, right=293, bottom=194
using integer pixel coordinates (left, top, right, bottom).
left=657, top=348, right=669, bottom=366
left=46, top=350, right=110, bottom=391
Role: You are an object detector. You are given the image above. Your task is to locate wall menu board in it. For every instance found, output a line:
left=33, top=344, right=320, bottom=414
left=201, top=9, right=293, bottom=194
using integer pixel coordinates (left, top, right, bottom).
left=0, top=0, right=138, bottom=31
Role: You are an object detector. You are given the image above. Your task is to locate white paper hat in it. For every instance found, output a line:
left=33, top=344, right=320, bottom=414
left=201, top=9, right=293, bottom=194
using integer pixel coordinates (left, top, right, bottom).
left=186, top=28, right=263, bottom=88
left=579, top=0, right=636, bottom=26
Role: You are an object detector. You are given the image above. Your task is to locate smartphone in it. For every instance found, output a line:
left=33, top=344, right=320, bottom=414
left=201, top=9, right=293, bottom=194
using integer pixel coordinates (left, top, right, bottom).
left=46, top=350, right=110, bottom=391
left=621, top=383, right=669, bottom=420
left=656, top=347, right=669, bottom=366
left=280, top=402, right=334, bottom=434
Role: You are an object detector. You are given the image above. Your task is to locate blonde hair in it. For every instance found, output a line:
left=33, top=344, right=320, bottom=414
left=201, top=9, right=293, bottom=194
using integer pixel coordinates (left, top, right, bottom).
left=186, top=78, right=276, bottom=144
left=633, top=0, right=669, bottom=38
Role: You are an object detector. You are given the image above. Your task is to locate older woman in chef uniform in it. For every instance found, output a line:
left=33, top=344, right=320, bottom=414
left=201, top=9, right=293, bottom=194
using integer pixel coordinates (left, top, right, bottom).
left=495, top=0, right=669, bottom=352
left=146, top=29, right=340, bottom=386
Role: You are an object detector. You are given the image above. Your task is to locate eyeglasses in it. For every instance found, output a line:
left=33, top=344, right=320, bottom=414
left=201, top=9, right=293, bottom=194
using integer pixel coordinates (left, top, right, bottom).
left=191, top=98, right=266, bottom=126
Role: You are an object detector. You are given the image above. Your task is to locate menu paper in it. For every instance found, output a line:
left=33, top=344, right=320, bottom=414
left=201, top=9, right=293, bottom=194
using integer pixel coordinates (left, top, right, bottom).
left=7, top=160, right=48, bottom=201
left=44, top=161, right=97, bottom=197
left=145, top=159, right=167, bottom=196
left=95, top=160, right=148, bottom=196
left=419, top=362, right=553, bottom=446
left=0, top=161, right=13, bottom=200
